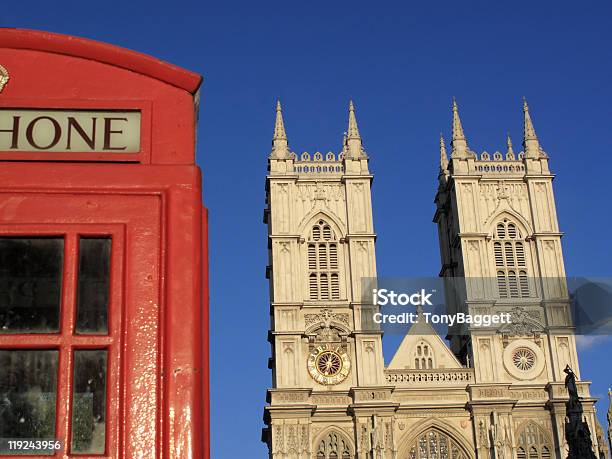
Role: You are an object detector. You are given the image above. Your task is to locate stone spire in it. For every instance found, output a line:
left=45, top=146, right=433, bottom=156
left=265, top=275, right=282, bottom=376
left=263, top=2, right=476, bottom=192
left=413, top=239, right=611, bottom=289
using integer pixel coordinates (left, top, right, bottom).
left=506, top=132, right=514, bottom=156
left=522, top=98, right=541, bottom=159
left=271, top=99, right=289, bottom=158
left=346, top=100, right=363, bottom=159
left=439, top=133, right=449, bottom=171
left=451, top=98, right=469, bottom=158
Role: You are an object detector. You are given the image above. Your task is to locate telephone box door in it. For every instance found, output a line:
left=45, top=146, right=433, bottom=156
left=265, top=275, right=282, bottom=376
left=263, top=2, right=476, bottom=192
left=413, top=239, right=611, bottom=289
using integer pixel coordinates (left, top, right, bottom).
left=0, top=191, right=163, bottom=458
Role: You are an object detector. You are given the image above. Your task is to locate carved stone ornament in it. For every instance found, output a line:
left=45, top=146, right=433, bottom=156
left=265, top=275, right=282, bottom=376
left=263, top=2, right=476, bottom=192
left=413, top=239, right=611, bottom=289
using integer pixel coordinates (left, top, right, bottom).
left=304, top=308, right=350, bottom=329
left=499, top=306, right=544, bottom=336
left=0, top=64, right=9, bottom=93
left=496, top=180, right=510, bottom=200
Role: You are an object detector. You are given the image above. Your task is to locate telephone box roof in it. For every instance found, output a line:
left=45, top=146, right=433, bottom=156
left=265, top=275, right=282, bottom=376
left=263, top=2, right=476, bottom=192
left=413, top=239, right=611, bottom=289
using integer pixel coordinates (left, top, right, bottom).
left=0, top=28, right=202, bottom=93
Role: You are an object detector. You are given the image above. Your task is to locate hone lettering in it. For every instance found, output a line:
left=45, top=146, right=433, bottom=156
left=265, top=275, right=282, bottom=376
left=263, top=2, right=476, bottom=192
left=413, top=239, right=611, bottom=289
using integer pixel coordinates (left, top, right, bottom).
left=0, top=109, right=140, bottom=153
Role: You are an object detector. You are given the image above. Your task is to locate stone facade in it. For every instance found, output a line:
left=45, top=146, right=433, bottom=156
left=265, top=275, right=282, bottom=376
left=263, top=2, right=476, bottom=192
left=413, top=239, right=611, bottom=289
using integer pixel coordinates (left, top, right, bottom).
left=262, top=100, right=603, bottom=459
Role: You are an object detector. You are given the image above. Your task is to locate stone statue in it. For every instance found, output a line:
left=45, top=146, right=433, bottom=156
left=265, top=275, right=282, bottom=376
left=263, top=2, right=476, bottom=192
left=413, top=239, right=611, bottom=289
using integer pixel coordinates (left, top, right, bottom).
left=490, top=412, right=506, bottom=459
left=565, top=365, right=579, bottom=400
left=564, top=365, right=596, bottom=459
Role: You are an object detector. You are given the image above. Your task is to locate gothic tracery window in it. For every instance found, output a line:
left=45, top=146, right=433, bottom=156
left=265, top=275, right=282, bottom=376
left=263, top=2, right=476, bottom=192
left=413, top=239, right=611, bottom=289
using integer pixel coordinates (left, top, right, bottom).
left=307, top=220, right=341, bottom=300
left=516, top=422, right=552, bottom=459
left=407, top=429, right=467, bottom=459
left=315, top=431, right=353, bottom=459
left=414, top=341, right=435, bottom=369
left=493, top=220, right=530, bottom=298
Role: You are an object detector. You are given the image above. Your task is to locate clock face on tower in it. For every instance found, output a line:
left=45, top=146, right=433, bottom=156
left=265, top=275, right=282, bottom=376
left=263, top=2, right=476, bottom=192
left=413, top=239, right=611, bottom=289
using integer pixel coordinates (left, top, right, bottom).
left=307, top=344, right=351, bottom=385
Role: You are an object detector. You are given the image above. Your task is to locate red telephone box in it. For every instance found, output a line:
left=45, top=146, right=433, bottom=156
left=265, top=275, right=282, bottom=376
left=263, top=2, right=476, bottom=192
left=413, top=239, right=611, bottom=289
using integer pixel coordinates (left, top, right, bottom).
left=0, top=29, right=209, bottom=458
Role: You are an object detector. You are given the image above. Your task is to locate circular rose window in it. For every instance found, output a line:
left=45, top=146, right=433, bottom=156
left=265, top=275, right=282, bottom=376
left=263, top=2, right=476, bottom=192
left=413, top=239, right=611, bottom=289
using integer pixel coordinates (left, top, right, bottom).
left=503, top=340, right=545, bottom=380
left=512, top=348, right=536, bottom=371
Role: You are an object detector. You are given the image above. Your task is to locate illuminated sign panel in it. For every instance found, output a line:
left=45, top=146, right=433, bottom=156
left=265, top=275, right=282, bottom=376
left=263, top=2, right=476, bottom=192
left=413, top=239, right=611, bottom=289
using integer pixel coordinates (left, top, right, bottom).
left=0, top=109, right=141, bottom=152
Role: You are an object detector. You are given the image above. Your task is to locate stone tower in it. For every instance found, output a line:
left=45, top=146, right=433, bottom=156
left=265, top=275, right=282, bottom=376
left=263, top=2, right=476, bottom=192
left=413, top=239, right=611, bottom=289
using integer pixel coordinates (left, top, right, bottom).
left=262, top=99, right=604, bottom=459
left=262, top=101, right=395, bottom=459
left=433, top=99, right=603, bottom=458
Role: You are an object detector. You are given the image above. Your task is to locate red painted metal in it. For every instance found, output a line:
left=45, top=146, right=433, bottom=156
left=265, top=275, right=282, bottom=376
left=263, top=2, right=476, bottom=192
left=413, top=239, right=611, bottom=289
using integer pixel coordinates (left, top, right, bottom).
left=0, top=29, right=202, bottom=93
left=0, top=29, right=208, bottom=459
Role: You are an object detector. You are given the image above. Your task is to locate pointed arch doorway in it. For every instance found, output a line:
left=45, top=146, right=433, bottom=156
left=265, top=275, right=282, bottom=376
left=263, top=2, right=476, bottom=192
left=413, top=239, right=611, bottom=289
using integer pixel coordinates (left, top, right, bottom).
left=404, top=427, right=471, bottom=459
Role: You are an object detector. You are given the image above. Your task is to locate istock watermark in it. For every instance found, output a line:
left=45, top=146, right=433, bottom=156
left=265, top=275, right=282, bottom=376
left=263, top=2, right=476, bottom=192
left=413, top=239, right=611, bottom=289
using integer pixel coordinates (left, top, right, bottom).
left=372, top=288, right=434, bottom=306
left=370, top=286, right=511, bottom=328
left=360, top=277, right=612, bottom=336
left=372, top=311, right=511, bottom=327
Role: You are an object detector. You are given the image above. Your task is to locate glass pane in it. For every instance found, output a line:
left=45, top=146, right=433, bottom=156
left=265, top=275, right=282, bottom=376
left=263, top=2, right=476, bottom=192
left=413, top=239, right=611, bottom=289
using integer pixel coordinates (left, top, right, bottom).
left=0, top=350, right=58, bottom=449
left=76, top=238, right=111, bottom=334
left=0, top=238, right=63, bottom=333
left=71, top=350, right=107, bottom=454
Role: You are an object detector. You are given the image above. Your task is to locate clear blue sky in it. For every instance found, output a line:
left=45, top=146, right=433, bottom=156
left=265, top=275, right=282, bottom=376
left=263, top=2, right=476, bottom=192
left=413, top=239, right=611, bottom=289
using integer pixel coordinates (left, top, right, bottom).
left=4, top=1, right=612, bottom=457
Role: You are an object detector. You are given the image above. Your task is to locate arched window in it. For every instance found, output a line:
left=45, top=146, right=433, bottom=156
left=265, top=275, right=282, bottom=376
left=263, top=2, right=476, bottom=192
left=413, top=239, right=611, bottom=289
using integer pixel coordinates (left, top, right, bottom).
left=307, top=220, right=341, bottom=300
left=516, top=422, right=553, bottom=459
left=493, top=219, right=530, bottom=298
left=316, top=431, right=353, bottom=459
left=407, top=429, right=467, bottom=459
left=414, top=341, right=435, bottom=369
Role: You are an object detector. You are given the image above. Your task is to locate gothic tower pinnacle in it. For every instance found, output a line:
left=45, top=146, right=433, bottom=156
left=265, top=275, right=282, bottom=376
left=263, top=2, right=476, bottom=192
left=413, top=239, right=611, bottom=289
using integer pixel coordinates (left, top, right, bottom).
left=439, top=133, right=449, bottom=171
left=451, top=98, right=469, bottom=158
left=522, top=98, right=541, bottom=159
left=271, top=99, right=289, bottom=158
left=346, top=100, right=363, bottom=159
left=506, top=132, right=514, bottom=157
